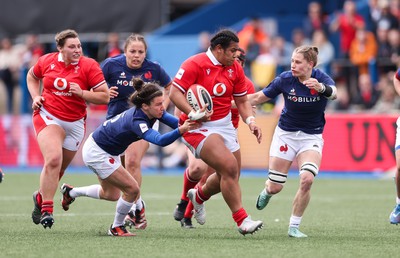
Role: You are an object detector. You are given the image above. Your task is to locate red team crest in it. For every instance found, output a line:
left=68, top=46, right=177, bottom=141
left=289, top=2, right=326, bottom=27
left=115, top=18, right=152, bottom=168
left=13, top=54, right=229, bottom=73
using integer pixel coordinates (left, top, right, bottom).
left=109, top=157, right=115, bottom=164
left=144, top=71, right=152, bottom=80
left=280, top=144, right=288, bottom=153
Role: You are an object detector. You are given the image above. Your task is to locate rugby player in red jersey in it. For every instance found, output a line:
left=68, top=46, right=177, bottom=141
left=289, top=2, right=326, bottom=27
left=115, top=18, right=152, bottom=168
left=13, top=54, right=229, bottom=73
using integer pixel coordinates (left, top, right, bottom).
left=27, top=29, right=109, bottom=229
left=169, top=29, right=263, bottom=235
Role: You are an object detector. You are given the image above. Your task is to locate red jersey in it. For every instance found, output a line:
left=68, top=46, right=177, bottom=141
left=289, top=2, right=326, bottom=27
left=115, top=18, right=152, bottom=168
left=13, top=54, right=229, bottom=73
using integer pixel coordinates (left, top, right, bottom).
left=231, top=76, right=255, bottom=128
left=173, top=50, right=247, bottom=121
left=32, top=53, right=105, bottom=121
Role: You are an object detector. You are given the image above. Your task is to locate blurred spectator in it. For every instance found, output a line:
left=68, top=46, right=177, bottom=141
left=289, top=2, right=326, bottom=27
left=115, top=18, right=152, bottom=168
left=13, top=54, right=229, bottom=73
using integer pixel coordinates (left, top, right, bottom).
left=238, top=16, right=268, bottom=53
left=354, top=73, right=379, bottom=109
left=251, top=39, right=276, bottom=89
left=303, top=1, right=330, bottom=39
left=373, top=71, right=400, bottom=113
left=291, top=28, right=311, bottom=49
left=376, top=0, right=399, bottom=31
left=242, top=33, right=261, bottom=78
left=349, top=27, right=378, bottom=76
left=387, top=28, right=400, bottom=67
left=0, top=37, right=24, bottom=114
left=365, top=0, right=382, bottom=34
left=20, top=34, right=44, bottom=114
left=389, top=0, right=400, bottom=20
left=330, top=0, right=365, bottom=58
left=311, top=29, right=335, bottom=73
left=97, top=32, right=122, bottom=62
left=195, top=31, right=211, bottom=54
left=270, top=35, right=293, bottom=74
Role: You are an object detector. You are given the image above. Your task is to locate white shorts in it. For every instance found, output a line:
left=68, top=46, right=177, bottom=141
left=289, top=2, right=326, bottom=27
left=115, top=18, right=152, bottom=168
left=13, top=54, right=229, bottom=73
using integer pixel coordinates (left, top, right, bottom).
left=32, top=107, right=85, bottom=151
left=270, top=126, right=324, bottom=161
left=82, top=134, right=121, bottom=179
left=182, top=114, right=240, bottom=158
left=395, top=117, right=400, bottom=151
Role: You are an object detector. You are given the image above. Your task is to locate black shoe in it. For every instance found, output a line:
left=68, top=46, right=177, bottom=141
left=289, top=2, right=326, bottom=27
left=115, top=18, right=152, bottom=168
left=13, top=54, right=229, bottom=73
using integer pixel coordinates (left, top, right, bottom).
left=173, top=199, right=188, bottom=221
left=40, top=212, right=54, bottom=229
left=180, top=217, right=195, bottom=229
left=32, top=191, right=41, bottom=225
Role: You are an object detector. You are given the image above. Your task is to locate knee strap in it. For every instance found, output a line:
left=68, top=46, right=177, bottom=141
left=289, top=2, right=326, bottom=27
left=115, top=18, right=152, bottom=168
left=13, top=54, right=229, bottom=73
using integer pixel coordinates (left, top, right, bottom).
left=268, top=169, right=287, bottom=185
left=300, top=162, right=319, bottom=176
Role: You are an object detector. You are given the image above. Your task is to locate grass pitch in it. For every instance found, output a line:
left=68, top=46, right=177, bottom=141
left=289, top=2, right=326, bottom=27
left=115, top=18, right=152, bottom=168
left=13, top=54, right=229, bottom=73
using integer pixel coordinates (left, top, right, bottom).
left=0, top=172, right=398, bottom=258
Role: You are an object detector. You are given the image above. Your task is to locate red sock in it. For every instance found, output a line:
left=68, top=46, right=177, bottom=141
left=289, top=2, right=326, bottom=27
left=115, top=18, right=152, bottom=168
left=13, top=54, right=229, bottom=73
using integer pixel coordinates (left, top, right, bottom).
left=184, top=201, right=194, bottom=218
left=232, top=208, right=248, bottom=226
left=195, top=186, right=210, bottom=204
left=41, top=200, right=54, bottom=214
left=181, top=168, right=198, bottom=201
left=36, top=191, right=43, bottom=207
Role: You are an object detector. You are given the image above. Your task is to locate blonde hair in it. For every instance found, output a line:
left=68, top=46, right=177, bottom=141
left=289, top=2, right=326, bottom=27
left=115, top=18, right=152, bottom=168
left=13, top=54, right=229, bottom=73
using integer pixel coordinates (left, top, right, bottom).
left=294, top=45, right=319, bottom=67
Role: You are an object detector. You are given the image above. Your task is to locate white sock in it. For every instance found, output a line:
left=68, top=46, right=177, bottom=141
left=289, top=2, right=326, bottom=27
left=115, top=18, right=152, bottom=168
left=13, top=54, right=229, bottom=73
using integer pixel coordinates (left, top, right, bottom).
left=396, top=197, right=400, bottom=205
left=70, top=185, right=101, bottom=199
left=135, top=196, right=143, bottom=211
left=112, top=197, right=134, bottom=228
left=289, top=215, right=302, bottom=228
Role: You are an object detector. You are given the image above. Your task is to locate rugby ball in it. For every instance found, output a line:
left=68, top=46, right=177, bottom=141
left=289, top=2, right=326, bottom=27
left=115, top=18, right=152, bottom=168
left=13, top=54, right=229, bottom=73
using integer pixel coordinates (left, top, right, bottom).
left=185, top=84, right=213, bottom=112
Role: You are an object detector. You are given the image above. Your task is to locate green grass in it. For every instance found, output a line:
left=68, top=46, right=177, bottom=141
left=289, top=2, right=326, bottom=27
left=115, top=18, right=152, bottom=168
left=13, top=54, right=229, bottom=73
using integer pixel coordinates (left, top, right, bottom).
left=0, top=172, right=398, bottom=258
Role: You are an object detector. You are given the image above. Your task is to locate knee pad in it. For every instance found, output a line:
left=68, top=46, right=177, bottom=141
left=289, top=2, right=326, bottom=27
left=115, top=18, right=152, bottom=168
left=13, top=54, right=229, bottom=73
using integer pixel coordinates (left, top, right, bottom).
left=299, top=162, right=319, bottom=176
left=268, top=169, right=287, bottom=185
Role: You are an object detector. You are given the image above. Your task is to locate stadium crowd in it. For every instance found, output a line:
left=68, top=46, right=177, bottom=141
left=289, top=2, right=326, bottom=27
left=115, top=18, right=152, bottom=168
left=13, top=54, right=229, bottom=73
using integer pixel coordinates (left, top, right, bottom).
left=0, top=0, right=399, bottom=116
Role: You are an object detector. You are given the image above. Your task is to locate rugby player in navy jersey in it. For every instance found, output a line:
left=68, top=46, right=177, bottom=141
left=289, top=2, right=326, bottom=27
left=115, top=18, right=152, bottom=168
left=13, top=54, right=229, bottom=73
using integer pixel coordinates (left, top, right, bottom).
left=248, top=46, right=337, bottom=238
left=100, top=34, right=172, bottom=229
left=390, top=68, right=400, bottom=225
left=60, top=78, right=199, bottom=236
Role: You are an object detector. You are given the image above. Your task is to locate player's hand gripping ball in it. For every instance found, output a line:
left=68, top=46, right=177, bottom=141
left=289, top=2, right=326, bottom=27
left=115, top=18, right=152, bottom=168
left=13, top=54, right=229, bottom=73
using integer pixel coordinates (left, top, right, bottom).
left=185, top=84, right=213, bottom=113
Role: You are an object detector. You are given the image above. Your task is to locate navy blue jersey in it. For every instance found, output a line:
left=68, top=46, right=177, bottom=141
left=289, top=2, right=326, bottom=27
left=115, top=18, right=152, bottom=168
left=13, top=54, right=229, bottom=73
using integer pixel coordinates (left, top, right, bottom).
left=92, top=107, right=180, bottom=155
left=101, top=54, right=171, bottom=119
left=262, top=69, right=335, bottom=134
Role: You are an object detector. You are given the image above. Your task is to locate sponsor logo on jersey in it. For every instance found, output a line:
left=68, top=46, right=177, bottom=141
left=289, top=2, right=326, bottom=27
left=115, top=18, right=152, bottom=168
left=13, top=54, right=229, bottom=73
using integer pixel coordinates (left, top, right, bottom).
left=52, top=78, right=73, bottom=96
left=74, top=65, right=80, bottom=73
left=139, top=123, right=149, bottom=133
left=117, top=80, right=133, bottom=87
left=289, top=88, right=296, bottom=95
left=120, top=72, right=126, bottom=79
left=213, top=83, right=226, bottom=96
left=287, top=95, right=321, bottom=103
left=50, top=64, right=55, bottom=70
left=206, top=69, right=210, bottom=75
left=175, top=68, right=185, bottom=80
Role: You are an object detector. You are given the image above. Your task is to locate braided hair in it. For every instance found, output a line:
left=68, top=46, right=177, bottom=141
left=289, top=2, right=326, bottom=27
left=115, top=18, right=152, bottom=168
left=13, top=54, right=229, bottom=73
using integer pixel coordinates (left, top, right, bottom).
left=129, top=78, right=163, bottom=107
left=210, top=29, right=239, bottom=50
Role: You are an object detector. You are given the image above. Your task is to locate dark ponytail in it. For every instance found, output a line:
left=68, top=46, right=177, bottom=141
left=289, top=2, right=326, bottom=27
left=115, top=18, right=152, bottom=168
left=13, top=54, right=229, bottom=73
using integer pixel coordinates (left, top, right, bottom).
left=129, top=78, right=163, bottom=107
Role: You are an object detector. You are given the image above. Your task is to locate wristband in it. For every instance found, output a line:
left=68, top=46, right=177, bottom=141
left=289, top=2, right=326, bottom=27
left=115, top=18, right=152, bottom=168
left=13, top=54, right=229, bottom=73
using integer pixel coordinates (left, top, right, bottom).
left=318, top=83, right=326, bottom=93
left=245, top=116, right=256, bottom=125
left=188, top=110, right=206, bottom=121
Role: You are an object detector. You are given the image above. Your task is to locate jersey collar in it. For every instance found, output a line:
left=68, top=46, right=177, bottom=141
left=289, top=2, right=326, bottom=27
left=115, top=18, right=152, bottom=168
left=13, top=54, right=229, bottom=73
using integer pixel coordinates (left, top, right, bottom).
left=206, top=48, right=222, bottom=66
left=57, top=52, right=79, bottom=66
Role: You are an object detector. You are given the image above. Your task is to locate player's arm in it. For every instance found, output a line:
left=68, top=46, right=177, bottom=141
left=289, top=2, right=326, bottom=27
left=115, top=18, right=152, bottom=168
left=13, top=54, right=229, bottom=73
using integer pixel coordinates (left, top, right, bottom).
left=27, top=67, right=44, bottom=110
left=159, top=111, right=179, bottom=129
left=234, top=94, right=262, bottom=143
left=247, top=91, right=271, bottom=106
left=78, top=82, right=110, bottom=104
left=142, top=119, right=198, bottom=146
